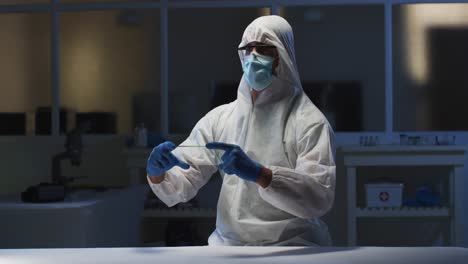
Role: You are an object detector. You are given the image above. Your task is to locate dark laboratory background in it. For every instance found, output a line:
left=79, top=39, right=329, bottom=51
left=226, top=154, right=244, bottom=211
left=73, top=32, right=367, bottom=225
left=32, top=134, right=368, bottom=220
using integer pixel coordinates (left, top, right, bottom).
left=0, top=0, right=467, bottom=249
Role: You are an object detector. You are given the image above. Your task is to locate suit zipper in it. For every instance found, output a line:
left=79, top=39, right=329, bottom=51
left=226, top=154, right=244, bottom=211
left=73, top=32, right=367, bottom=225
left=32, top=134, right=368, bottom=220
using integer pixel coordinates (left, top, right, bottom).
left=230, top=102, right=255, bottom=212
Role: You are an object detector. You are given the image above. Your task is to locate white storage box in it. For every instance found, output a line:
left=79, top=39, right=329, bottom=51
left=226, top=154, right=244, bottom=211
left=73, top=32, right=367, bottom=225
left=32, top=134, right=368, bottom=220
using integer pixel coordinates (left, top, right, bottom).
left=365, top=183, right=404, bottom=207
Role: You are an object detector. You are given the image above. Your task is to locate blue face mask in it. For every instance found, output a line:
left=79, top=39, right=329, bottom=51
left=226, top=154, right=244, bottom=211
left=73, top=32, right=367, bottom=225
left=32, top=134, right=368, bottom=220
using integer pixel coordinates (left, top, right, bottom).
left=242, top=52, right=275, bottom=91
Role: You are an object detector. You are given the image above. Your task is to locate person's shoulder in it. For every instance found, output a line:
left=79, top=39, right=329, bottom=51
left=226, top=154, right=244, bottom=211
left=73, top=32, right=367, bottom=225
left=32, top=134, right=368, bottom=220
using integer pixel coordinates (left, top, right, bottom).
left=201, top=101, right=237, bottom=122
left=292, top=94, right=335, bottom=143
left=294, top=93, right=330, bottom=128
left=210, top=101, right=236, bottom=114
left=207, top=101, right=236, bottom=116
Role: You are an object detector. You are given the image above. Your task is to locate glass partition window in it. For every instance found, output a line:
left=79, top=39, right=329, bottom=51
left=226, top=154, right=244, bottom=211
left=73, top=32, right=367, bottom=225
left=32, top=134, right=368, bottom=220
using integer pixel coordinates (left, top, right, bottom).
left=394, top=3, right=468, bottom=131
left=284, top=5, right=385, bottom=131
left=59, top=0, right=159, bottom=3
left=8, top=2, right=468, bottom=135
left=168, top=8, right=265, bottom=134
left=60, top=9, right=160, bottom=134
left=0, top=0, right=49, bottom=4
left=0, top=13, right=51, bottom=135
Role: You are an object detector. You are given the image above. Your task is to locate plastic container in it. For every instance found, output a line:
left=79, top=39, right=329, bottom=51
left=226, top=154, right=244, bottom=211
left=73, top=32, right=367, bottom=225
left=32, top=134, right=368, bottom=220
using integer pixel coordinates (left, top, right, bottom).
left=134, top=123, right=148, bottom=147
left=365, top=183, right=404, bottom=207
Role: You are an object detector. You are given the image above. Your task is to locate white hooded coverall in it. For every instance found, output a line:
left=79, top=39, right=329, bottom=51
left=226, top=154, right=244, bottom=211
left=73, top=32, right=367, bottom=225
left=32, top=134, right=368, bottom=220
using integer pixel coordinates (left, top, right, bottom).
left=147, top=15, right=336, bottom=246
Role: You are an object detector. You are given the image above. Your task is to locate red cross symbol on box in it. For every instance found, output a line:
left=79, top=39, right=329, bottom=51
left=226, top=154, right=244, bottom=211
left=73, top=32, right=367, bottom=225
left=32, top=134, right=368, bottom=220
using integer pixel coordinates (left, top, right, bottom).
left=379, top=191, right=389, bottom=202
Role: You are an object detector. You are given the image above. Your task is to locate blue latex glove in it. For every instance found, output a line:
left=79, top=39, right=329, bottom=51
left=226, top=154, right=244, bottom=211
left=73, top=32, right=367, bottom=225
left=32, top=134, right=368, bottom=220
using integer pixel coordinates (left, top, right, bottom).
left=206, top=142, right=262, bottom=182
left=147, top=141, right=190, bottom=177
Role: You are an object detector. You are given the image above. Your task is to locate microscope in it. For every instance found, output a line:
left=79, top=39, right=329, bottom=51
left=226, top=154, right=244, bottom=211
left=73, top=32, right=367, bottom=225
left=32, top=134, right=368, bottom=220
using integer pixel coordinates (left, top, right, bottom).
left=21, top=122, right=91, bottom=203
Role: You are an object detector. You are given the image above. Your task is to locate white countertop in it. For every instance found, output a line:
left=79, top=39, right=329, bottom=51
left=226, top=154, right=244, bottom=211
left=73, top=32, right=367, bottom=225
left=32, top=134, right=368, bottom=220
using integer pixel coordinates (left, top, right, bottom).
left=0, top=185, right=148, bottom=248
left=0, top=189, right=119, bottom=210
left=0, top=246, right=467, bottom=264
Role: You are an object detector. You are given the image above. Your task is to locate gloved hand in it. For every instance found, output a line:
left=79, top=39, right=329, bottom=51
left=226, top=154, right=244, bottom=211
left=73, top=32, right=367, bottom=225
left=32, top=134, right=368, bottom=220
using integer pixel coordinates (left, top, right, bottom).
left=206, top=142, right=262, bottom=182
left=147, top=141, right=190, bottom=177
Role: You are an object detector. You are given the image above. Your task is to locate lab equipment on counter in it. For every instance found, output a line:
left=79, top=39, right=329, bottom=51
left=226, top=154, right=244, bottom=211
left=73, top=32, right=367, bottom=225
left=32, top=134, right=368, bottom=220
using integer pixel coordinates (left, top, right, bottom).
left=400, top=134, right=424, bottom=145
left=21, top=182, right=65, bottom=203
left=399, top=134, right=456, bottom=146
left=22, top=122, right=90, bottom=203
left=365, top=183, right=404, bottom=207
left=403, top=185, right=441, bottom=207
left=360, top=136, right=379, bottom=146
left=436, top=134, right=456, bottom=145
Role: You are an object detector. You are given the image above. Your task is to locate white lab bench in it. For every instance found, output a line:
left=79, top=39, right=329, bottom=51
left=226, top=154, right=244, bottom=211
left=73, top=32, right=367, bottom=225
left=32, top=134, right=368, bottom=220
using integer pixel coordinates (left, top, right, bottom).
left=340, top=145, right=466, bottom=246
left=1, top=246, right=467, bottom=264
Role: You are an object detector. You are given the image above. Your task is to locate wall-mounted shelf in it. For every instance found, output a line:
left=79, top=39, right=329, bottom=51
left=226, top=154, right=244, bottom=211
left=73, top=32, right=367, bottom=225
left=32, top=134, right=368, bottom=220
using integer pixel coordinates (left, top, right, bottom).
left=355, top=206, right=450, bottom=217
left=142, top=208, right=216, bottom=218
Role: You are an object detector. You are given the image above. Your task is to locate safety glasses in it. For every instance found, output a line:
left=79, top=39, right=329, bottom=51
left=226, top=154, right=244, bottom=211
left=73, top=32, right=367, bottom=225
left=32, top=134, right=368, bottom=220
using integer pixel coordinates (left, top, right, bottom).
left=238, top=44, right=276, bottom=56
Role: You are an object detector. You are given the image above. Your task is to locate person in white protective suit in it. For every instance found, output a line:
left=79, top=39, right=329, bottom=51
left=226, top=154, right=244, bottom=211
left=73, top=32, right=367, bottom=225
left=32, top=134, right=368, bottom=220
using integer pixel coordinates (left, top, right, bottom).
left=146, top=15, right=336, bottom=246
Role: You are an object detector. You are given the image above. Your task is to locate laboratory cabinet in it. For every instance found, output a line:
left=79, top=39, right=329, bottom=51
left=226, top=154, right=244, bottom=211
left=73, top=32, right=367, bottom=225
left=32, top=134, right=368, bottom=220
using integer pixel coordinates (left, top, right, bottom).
left=340, top=145, right=466, bottom=246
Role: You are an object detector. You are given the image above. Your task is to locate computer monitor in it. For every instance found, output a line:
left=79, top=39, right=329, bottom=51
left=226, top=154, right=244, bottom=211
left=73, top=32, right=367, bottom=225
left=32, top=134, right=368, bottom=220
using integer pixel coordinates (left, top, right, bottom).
left=75, top=112, right=116, bottom=134
left=35, top=107, right=67, bottom=135
left=0, top=113, right=26, bottom=135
